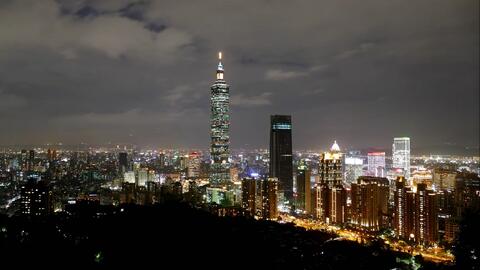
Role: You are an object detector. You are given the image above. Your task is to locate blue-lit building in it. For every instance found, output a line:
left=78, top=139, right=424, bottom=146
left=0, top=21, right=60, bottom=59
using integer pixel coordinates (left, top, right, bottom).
left=210, top=52, right=231, bottom=187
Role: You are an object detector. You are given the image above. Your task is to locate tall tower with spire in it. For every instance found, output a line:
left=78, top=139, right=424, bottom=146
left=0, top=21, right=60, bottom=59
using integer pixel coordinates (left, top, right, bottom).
left=319, top=141, right=343, bottom=187
left=210, top=52, right=230, bottom=187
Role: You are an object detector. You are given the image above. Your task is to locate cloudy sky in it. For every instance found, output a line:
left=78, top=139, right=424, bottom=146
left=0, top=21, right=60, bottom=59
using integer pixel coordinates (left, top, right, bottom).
left=0, top=0, right=478, bottom=152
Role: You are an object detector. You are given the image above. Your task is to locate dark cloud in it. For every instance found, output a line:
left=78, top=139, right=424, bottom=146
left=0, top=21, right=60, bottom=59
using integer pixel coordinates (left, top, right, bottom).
left=0, top=0, right=478, bottom=153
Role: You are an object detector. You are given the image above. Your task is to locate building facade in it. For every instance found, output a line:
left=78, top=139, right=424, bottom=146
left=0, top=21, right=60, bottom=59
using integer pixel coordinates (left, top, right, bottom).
left=210, top=52, right=231, bottom=187
left=241, top=177, right=257, bottom=216
left=367, top=152, right=386, bottom=177
left=295, top=164, right=312, bottom=214
left=261, top=177, right=279, bottom=220
left=392, top=137, right=411, bottom=179
left=350, top=176, right=389, bottom=231
left=319, top=141, right=343, bottom=187
left=20, top=178, right=52, bottom=217
left=269, top=115, right=293, bottom=203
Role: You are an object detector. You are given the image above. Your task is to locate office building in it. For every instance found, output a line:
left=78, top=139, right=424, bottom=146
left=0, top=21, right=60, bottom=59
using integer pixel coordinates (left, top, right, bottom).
left=210, top=52, right=231, bottom=187
left=392, top=137, right=411, bottom=179
left=269, top=115, right=293, bottom=203
left=187, top=152, right=201, bottom=178
left=344, top=156, right=364, bottom=186
left=367, top=152, right=385, bottom=177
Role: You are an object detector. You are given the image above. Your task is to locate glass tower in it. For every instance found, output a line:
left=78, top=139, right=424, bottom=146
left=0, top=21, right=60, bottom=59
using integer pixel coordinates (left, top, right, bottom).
left=392, top=137, right=411, bottom=179
left=269, top=115, right=293, bottom=203
left=210, top=52, right=230, bottom=187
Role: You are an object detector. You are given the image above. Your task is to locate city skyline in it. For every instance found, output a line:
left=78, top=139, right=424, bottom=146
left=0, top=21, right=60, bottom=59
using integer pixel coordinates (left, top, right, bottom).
left=1, top=1, right=479, bottom=269
left=0, top=0, right=478, bottom=153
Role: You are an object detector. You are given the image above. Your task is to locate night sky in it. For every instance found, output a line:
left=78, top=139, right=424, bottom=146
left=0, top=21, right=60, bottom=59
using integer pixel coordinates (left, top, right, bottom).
left=0, top=0, right=478, bottom=153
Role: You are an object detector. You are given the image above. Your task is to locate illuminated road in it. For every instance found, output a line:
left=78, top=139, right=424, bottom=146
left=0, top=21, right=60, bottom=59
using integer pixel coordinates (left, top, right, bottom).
left=279, top=214, right=454, bottom=264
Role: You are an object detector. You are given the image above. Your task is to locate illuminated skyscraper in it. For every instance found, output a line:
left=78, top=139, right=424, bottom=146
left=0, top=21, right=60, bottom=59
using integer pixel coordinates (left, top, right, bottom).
left=261, top=177, right=279, bottom=220
left=329, top=186, right=346, bottom=225
left=415, top=183, right=438, bottom=245
left=269, top=115, right=293, bottom=203
left=241, top=177, right=257, bottom=216
left=210, top=52, right=230, bottom=187
left=187, top=152, right=201, bottom=178
left=319, top=141, right=343, bottom=188
left=394, top=177, right=438, bottom=245
left=350, top=176, right=389, bottom=231
left=295, top=164, right=312, bottom=213
left=392, top=137, right=411, bottom=179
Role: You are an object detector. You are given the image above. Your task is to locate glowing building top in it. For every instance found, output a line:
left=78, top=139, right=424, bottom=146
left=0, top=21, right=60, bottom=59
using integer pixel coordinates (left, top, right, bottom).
left=216, top=51, right=224, bottom=80
left=330, top=140, right=341, bottom=152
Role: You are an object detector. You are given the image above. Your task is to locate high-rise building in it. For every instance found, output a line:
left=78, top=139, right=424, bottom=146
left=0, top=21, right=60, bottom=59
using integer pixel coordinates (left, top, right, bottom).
left=367, top=152, right=386, bottom=177
left=415, top=183, right=438, bottom=245
left=27, top=149, right=35, bottom=171
left=344, top=156, right=364, bottom=186
left=394, top=177, right=438, bottom=245
left=20, top=149, right=28, bottom=171
left=314, top=184, right=330, bottom=221
left=314, top=141, right=345, bottom=224
left=392, top=137, right=411, bottom=179
left=20, top=178, right=52, bottom=217
left=454, top=172, right=480, bottom=218
left=187, top=152, right=201, bottom=178
left=158, top=153, right=165, bottom=169
left=261, top=177, right=278, bottom=220
left=329, top=186, right=347, bottom=225
left=210, top=52, right=230, bottom=187
left=394, top=176, right=409, bottom=238
left=313, top=184, right=347, bottom=225
left=319, top=141, right=343, bottom=188
left=433, top=169, right=456, bottom=190
left=118, top=152, right=128, bottom=174
left=241, top=177, right=257, bottom=216
left=269, top=115, right=293, bottom=203
left=295, top=164, right=312, bottom=214
left=350, top=176, right=389, bottom=231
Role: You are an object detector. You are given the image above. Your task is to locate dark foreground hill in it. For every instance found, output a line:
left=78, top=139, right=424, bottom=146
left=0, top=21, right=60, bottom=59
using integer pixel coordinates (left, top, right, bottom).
left=0, top=202, right=452, bottom=269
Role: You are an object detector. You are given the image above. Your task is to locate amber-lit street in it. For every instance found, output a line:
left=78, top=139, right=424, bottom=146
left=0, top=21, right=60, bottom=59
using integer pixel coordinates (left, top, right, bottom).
left=280, top=214, right=454, bottom=264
